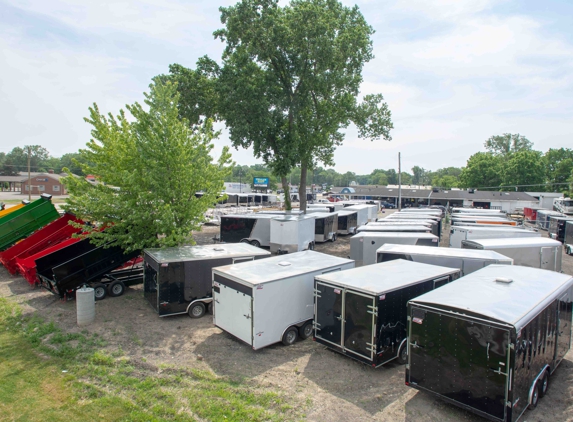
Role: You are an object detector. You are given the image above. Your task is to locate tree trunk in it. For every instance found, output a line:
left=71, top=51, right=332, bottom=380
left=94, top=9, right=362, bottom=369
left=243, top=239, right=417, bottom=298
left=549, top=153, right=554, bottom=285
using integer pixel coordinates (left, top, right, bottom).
left=299, top=162, right=308, bottom=212
left=281, top=176, right=291, bottom=210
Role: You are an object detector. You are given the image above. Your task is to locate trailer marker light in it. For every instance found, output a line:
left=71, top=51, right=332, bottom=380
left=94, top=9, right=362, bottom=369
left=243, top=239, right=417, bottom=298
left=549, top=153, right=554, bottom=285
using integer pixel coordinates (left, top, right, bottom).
left=405, top=382, right=409, bottom=386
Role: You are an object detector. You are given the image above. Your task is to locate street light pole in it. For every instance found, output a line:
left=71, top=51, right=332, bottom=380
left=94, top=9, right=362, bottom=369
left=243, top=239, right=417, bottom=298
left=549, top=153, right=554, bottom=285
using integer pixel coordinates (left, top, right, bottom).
left=27, top=146, right=31, bottom=201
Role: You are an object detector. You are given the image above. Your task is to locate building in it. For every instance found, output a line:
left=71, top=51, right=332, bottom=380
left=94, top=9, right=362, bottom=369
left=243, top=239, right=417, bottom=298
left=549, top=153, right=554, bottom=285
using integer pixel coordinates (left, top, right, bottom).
left=331, top=186, right=538, bottom=213
left=20, top=171, right=68, bottom=196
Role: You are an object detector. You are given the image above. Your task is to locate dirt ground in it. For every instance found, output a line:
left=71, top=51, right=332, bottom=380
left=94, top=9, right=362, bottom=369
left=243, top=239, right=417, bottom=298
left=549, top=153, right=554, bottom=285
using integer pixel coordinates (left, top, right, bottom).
left=1, top=210, right=572, bottom=422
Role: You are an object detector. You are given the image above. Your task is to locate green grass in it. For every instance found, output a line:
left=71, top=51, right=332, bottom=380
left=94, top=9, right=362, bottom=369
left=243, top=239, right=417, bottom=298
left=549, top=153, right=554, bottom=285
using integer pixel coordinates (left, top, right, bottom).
left=0, top=298, right=304, bottom=421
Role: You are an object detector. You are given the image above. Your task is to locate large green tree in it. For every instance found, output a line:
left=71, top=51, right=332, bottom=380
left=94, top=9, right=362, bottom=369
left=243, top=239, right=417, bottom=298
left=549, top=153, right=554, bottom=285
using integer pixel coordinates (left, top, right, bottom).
left=62, top=81, right=232, bottom=252
left=210, top=0, right=392, bottom=210
left=502, top=150, right=545, bottom=191
left=484, top=133, right=533, bottom=156
left=544, top=148, right=573, bottom=193
left=459, top=152, right=503, bottom=190
left=0, top=145, right=51, bottom=175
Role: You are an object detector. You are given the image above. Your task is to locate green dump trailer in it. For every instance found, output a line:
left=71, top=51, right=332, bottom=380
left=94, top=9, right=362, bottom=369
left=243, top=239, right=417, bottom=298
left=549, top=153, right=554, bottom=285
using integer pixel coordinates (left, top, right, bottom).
left=0, top=194, right=60, bottom=251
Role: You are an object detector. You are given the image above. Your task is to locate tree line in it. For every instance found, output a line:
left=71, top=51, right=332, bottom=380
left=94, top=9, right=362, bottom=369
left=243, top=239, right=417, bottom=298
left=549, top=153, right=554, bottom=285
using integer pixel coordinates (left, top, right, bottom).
left=0, top=147, right=84, bottom=176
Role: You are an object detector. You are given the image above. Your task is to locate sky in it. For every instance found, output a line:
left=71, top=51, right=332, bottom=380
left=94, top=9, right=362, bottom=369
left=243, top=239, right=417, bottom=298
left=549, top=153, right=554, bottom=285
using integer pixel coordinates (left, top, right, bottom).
left=1, top=0, right=572, bottom=175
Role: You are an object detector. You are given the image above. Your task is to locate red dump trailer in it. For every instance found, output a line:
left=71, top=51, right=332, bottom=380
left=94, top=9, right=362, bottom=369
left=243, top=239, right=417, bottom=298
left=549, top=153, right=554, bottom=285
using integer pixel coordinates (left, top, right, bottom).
left=16, top=237, right=82, bottom=285
left=523, top=206, right=545, bottom=223
left=0, top=213, right=83, bottom=274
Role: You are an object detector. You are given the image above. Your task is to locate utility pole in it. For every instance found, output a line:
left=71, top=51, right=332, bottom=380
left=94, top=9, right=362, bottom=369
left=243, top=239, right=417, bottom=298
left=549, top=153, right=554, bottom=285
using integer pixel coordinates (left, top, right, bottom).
left=398, top=152, right=402, bottom=211
left=239, top=169, right=242, bottom=193
left=27, top=146, right=31, bottom=201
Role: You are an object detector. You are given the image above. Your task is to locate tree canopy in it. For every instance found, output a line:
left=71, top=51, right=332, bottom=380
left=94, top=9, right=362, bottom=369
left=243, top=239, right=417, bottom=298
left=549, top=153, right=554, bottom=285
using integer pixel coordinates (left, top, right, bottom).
left=484, top=133, right=533, bottom=156
left=168, top=0, right=393, bottom=210
left=62, top=81, right=232, bottom=252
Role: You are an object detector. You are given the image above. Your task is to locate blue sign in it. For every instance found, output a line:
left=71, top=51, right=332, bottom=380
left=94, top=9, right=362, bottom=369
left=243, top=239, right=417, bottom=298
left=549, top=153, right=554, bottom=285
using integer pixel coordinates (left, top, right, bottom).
left=253, top=177, right=270, bottom=188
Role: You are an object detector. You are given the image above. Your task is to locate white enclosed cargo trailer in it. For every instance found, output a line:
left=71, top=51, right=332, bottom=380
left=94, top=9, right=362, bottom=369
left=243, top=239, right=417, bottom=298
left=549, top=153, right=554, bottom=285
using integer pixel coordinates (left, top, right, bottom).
left=212, top=251, right=355, bottom=350
left=269, top=214, right=316, bottom=254
left=346, top=204, right=376, bottom=224
left=356, top=225, right=432, bottom=234
left=311, top=212, right=338, bottom=243
left=368, top=219, right=439, bottom=238
left=449, top=225, right=540, bottom=248
left=461, top=237, right=563, bottom=272
left=350, top=231, right=439, bottom=267
left=337, top=210, right=358, bottom=235
left=376, top=244, right=513, bottom=275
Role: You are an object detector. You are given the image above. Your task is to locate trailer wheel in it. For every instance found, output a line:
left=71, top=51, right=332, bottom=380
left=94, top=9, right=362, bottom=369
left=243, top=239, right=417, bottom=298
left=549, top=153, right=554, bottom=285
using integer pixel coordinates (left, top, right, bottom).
left=108, top=281, right=126, bottom=297
left=299, top=321, right=313, bottom=340
left=332, top=234, right=337, bottom=242
left=250, top=240, right=261, bottom=248
left=93, top=283, right=107, bottom=301
left=529, top=381, right=540, bottom=409
left=188, top=302, right=206, bottom=319
left=282, top=326, right=298, bottom=346
left=308, top=242, right=314, bottom=251
left=539, top=371, right=549, bottom=397
left=397, top=342, right=408, bottom=365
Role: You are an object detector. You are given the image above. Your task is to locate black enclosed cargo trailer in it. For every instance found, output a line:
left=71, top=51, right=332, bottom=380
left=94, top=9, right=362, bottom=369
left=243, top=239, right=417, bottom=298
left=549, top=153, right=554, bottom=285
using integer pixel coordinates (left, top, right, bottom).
left=143, top=244, right=271, bottom=318
left=406, top=265, right=573, bottom=422
left=336, top=210, right=358, bottom=235
left=313, top=259, right=461, bottom=367
left=548, top=216, right=573, bottom=243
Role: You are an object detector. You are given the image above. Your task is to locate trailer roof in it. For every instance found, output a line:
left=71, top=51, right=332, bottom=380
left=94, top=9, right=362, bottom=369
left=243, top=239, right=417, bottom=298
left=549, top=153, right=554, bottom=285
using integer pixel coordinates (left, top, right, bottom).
left=385, top=214, right=441, bottom=220
left=307, top=212, right=338, bottom=219
left=376, top=244, right=513, bottom=262
left=144, top=243, right=271, bottom=263
left=368, top=221, right=434, bottom=226
left=337, top=210, right=358, bottom=216
left=345, top=204, right=376, bottom=210
left=315, top=259, right=460, bottom=295
left=451, top=225, right=535, bottom=233
left=462, top=237, right=562, bottom=249
left=223, top=214, right=277, bottom=219
left=270, top=214, right=316, bottom=222
left=409, top=265, right=573, bottom=330
left=212, top=251, right=354, bottom=285
left=352, top=232, right=438, bottom=240
left=356, top=225, right=431, bottom=233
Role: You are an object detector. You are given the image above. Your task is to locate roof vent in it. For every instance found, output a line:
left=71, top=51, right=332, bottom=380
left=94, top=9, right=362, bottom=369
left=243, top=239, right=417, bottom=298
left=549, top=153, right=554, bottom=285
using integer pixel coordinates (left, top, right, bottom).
left=468, top=189, right=475, bottom=194
left=495, top=277, right=513, bottom=284
left=214, top=247, right=225, bottom=251
left=278, top=261, right=291, bottom=267
left=432, top=187, right=439, bottom=193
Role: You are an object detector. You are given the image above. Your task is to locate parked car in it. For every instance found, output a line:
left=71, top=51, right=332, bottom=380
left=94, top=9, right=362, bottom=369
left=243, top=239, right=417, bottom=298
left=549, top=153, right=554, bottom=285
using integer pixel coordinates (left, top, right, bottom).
left=380, top=201, right=395, bottom=209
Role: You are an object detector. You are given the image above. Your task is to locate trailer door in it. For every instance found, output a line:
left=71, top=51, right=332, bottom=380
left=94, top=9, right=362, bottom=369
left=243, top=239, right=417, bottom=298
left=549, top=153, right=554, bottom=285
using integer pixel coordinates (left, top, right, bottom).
left=343, top=291, right=376, bottom=361
left=540, top=247, right=557, bottom=270
left=556, top=293, right=572, bottom=365
left=213, top=278, right=253, bottom=346
left=408, top=308, right=510, bottom=422
left=314, top=282, right=343, bottom=347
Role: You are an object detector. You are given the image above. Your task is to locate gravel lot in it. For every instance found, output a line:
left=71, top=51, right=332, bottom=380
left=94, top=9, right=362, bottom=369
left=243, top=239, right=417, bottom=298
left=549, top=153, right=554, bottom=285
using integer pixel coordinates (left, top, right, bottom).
left=1, top=210, right=572, bottom=421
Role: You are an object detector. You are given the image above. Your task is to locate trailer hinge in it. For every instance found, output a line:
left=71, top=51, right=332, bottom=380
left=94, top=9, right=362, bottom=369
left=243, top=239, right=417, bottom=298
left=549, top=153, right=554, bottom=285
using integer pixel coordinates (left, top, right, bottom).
left=506, top=401, right=512, bottom=408
left=314, top=288, right=321, bottom=298
left=405, top=364, right=410, bottom=370
left=366, top=343, right=375, bottom=353
left=509, top=343, right=515, bottom=350
left=407, top=316, right=411, bottom=321
left=366, top=305, right=378, bottom=316
left=313, top=322, right=321, bottom=331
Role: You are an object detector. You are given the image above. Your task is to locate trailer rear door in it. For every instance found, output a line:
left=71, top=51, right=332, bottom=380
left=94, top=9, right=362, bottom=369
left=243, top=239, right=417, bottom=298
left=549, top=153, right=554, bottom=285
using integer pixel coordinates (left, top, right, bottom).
left=314, top=282, right=343, bottom=347
left=408, top=308, right=510, bottom=421
left=540, top=247, right=556, bottom=270
left=213, top=276, right=253, bottom=346
left=343, top=291, right=375, bottom=361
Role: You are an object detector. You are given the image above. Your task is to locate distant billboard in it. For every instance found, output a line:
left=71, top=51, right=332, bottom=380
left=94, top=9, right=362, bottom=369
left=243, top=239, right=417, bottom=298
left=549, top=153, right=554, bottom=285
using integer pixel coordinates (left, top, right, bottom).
left=253, top=177, right=270, bottom=188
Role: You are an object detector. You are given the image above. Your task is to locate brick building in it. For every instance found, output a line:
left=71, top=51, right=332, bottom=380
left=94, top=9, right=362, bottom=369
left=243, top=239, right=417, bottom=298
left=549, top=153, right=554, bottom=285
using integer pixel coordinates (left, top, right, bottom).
left=20, top=171, right=69, bottom=196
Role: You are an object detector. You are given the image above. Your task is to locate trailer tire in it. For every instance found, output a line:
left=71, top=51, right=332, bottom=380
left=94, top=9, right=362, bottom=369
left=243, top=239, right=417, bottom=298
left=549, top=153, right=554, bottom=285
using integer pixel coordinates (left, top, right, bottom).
left=188, top=302, right=206, bottom=319
left=282, top=326, right=298, bottom=346
left=108, top=281, right=126, bottom=297
left=332, top=234, right=337, bottom=242
left=93, top=283, right=107, bottom=301
left=539, top=371, right=549, bottom=398
left=397, top=342, right=408, bottom=365
left=299, top=321, right=313, bottom=340
left=529, top=381, right=540, bottom=409
left=250, top=240, right=261, bottom=248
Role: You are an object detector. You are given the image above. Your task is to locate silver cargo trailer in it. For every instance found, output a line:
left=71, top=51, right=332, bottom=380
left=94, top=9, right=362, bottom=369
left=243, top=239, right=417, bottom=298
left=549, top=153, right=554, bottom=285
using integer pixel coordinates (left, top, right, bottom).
left=565, top=221, right=573, bottom=255
left=311, top=212, right=338, bottom=243
left=337, top=210, right=358, bottom=235
left=366, top=220, right=438, bottom=238
left=451, top=217, right=518, bottom=227
left=536, top=210, right=565, bottom=230
left=406, top=265, right=573, bottom=422
left=376, top=244, right=513, bottom=275
left=143, top=244, right=270, bottom=318
left=449, top=225, right=540, bottom=248
left=385, top=213, right=442, bottom=234
left=212, top=251, right=355, bottom=350
left=270, top=214, right=316, bottom=254
left=451, top=207, right=507, bottom=215
left=313, top=260, right=461, bottom=367
left=350, top=232, right=439, bottom=267
left=356, top=225, right=432, bottom=234
left=462, top=237, right=562, bottom=271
